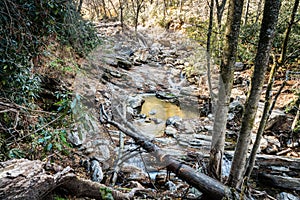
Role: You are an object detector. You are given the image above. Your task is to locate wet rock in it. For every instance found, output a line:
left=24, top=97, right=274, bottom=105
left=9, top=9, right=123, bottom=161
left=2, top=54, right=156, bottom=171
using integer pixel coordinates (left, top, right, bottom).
left=151, top=118, right=163, bottom=124
left=90, top=160, right=103, bottom=183
left=134, top=49, right=150, bottom=64
left=228, top=98, right=244, bottom=120
left=189, top=139, right=211, bottom=147
left=109, top=70, right=122, bottom=78
left=234, top=62, right=245, bottom=71
left=204, top=125, right=213, bottom=131
left=276, top=192, right=299, bottom=200
left=155, top=137, right=177, bottom=145
left=116, top=56, right=132, bottom=70
left=122, top=164, right=147, bottom=182
left=156, top=91, right=177, bottom=100
left=165, top=126, right=178, bottom=137
left=165, top=181, right=177, bottom=192
left=137, top=113, right=147, bottom=119
left=127, top=95, right=145, bottom=109
left=265, top=110, right=286, bottom=131
left=149, top=109, right=157, bottom=115
left=68, top=130, right=86, bottom=147
left=176, top=120, right=196, bottom=134
left=166, top=116, right=182, bottom=126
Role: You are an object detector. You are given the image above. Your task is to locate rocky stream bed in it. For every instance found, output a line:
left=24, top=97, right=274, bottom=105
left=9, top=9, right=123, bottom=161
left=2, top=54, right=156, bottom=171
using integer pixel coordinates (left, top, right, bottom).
left=63, top=23, right=300, bottom=199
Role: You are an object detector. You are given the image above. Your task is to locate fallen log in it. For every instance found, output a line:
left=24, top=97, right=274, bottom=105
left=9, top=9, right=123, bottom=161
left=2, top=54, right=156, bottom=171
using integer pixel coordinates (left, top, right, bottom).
left=259, top=173, right=300, bottom=191
left=0, top=159, right=139, bottom=200
left=99, top=104, right=243, bottom=199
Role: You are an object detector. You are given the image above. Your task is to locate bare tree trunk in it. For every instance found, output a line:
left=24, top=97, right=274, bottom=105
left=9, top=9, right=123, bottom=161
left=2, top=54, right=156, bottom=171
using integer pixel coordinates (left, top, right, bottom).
left=102, top=0, right=108, bottom=18
left=245, top=0, right=299, bottom=180
left=134, top=0, right=144, bottom=33
left=209, top=0, right=244, bottom=181
left=292, top=103, right=300, bottom=132
left=119, top=0, right=125, bottom=31
left=215, top=0, right=227, bottom=27
left=243, top=0, right=250, bottom=25
left=244, top=56, right=277, bottom=179
left=215, top=0, right=227, bottom=58
left=77, top=0, right=83, bottom=13
left=108, top=0, right=119, bottom=18
left=227, top=0, right=282, bottom=189
left=206, top=0, right=216, bottom=110
left=279, top=0, right=299, bottom=64
left=254, top=0, right=263, bottom=24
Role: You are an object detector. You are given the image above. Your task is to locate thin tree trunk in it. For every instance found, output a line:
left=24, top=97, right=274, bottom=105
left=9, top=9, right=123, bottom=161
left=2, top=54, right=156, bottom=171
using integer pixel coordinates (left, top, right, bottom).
left=279, top=0, right=299, bottom=64
left=119, top=0, right=124, bottom=31
left=245, top=0, right=299, bottom=180
left=77, top=0, right=83, bottom=13
left=134, top=0, right=143, bottom=33
left=254, top=0, right=263, bottom=24
left=215, top=0, right=227, bottom=27
left=244, top=57, right=277, bottom=179
left=243, top=0, right=250, bottom=25
left=102, top=0, right=108, bottom=18
left=108, top=0, right=119, bottom=18
left=215, top=0, right=227, bottom=58
left=209, top=0, right=244, bottom=181
left=291, top=103, right=300, bottom=132
left=227, top=0, right=282, bottom=189
left=206, top=0, right=216, bottom=111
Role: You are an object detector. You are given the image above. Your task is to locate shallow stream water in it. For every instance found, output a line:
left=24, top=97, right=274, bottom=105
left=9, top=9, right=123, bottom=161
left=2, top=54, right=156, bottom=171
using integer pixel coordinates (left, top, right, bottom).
left=134, top=95, right=199, bottom=137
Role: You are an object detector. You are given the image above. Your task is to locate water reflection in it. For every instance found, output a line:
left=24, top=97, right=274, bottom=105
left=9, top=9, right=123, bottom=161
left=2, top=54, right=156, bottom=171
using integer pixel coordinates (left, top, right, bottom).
left=141, top=95, right=198, bottom=120
left=133, top=95, right=199, bottom=137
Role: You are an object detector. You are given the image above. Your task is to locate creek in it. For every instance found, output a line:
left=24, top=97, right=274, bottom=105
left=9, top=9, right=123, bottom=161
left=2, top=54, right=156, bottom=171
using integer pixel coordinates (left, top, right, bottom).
left=134, top=94, right=200, bottom=137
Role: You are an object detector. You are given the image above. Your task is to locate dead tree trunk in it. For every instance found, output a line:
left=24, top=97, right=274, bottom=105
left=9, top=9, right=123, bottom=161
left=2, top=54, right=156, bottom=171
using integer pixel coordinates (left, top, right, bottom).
left=99, top=104, right=244, bottom=200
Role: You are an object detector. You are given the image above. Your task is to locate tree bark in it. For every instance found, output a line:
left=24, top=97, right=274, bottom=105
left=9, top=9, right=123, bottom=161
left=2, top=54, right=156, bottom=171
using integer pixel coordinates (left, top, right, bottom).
left=206, top=0, right=216, bottom=109
left=254, top=0, right=263, bottom=24
left=243, top=0, right=250, bottom=25
left=279, top=0, right=299, bottom=64
left=245, top=0, right=299, bottom=180
left=209, top=0, right=244, bottom=180
left=227, top=0, right=282, bottom=189
left=215, top=0, right=227, bottom=58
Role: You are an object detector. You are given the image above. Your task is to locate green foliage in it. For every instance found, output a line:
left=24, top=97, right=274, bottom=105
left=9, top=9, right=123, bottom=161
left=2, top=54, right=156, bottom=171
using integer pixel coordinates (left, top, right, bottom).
left=35, top=129, right=72, bottom=154
left=238, top=23, right=261, bottom=65
left=0, top=0, right=100, bottom=161
left=100, top=187, right=114, bottom=200
left=8, top=148, right=26, bottom=159
left=294, top=121, right=300, bottom=134
left=54, top=91, right=73, bottom=114
left=0, top=0, right=99, bottom=106
left=54, top=196, right=67, bottom=200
